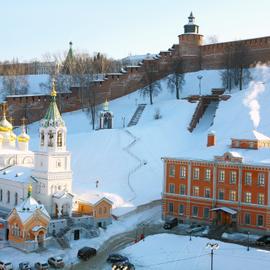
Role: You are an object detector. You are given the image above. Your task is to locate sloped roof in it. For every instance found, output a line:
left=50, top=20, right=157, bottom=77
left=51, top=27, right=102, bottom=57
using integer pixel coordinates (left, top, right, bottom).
left=14, top=196, right=50, bottom=224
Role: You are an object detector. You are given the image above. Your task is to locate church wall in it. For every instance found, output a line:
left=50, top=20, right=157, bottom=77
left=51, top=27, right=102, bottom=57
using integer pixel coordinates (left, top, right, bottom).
left=0, top=179, right=28, bottom=211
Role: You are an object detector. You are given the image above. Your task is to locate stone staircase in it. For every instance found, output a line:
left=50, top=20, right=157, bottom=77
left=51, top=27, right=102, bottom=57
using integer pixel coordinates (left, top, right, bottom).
left=55, top=235, right=70, bottom=249
left=128, top=104, right=147, bottom=127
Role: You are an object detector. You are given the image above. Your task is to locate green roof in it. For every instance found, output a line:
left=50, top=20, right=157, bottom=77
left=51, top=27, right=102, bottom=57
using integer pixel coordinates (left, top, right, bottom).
left=43, top=96, right=65, bottom=128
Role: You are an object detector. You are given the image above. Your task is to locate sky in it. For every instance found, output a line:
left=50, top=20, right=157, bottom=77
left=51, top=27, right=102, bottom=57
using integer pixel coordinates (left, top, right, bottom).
left=0, top=0, right=270, bottom=61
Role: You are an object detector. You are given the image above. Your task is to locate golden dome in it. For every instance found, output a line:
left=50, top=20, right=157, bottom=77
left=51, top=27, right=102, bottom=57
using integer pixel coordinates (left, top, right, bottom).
left=0, top=103, right=12, bottom=132
left=18, top=132, right=30, bottom=143
left=0, top=118, right=12, bottom=132
left=103, top=99, right=109, bottom=111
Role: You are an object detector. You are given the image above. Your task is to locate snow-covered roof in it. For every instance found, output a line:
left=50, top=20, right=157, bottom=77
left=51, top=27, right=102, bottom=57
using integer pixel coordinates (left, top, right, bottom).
left=53, top=191, right=74, bottom=199
left=232, top=130, right=270, bottom=141
left=0, top=166, right=33, bottom=183
left=32, top=225, right=46, bottom=232
left=76, top=194, right=113, bottom=206
left=211, top=207, right=237, bottom=215
left=15, top=196, right=50, bottom=223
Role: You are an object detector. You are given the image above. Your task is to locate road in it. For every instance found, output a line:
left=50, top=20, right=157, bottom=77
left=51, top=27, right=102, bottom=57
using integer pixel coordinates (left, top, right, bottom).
left=70, top=223, right=189, bottom=270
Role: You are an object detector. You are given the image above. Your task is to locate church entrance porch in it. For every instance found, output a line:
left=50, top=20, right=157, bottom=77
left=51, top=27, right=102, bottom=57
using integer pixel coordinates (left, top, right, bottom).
left=211, top=207, right=237, bottom=227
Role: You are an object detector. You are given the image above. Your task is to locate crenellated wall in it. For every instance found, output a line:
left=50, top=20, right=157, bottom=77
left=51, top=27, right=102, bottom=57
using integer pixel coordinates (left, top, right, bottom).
left=4, top=33, right=270, bottom=125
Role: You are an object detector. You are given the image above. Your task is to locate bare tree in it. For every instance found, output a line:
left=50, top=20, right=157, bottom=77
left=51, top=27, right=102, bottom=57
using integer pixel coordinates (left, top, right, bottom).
left=167, top=59, right=185, bottom=99
left=220, top=42, right=251, bottom=91
left=140, top=63, right=161, bottom=105
left=1, top=59, right=29, bottom=97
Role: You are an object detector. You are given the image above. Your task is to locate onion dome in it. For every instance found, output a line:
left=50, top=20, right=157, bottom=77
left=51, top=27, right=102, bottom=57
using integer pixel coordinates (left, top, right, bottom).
left=18, top=125, right=30, bottom=143
left=40, top=79, right=65, bottom=128
left=0, top=103, right=12, bottom=132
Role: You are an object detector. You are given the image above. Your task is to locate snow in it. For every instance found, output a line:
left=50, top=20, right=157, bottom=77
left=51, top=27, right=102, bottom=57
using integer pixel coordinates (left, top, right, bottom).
left=0, top=205, right=161, bottom=266
left=0, top=165, right=32, bottom=183
left=15, top=196, right=49, bottom=223
left=23, top=66, right=270, bottom=213
left=117, top=234, right=270, bottom=270
left=211, top=207, right=237, bottom=215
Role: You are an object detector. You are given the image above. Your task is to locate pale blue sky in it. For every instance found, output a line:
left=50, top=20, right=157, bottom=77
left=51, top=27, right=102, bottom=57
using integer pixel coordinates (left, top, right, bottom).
left=0, top=0, right=269, bottom=61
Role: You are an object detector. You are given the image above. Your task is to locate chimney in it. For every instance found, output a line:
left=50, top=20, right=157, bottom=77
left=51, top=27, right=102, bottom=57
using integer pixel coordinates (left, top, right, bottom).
left=207, top=131, right=216, bottom=147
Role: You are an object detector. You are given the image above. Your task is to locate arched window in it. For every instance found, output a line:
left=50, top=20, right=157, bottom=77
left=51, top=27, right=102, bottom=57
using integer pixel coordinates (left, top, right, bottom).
left=58, top=185, right=61, bottom=191
left=57, top=131, right=63, bottom=147
left=0, top=189, right=2, bottom=201
left=48, top=130, right=54, bottom=147
left=7, top=190, right=10, bottom=203
left=15, top=192, right=18, bottom=206
left=40, top=131, right=45, bottom=146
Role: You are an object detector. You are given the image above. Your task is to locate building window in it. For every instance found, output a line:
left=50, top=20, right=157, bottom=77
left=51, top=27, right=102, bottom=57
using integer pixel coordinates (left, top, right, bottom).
left=204, top=208, right=210, bottom=219
left=244, top=213, right=251, bottom=225
left=192, top=206, right=198, bottom=217
left=169, top=183, right=175, bottom=193
left=257, top=215, right=264, bottom=227
left=7, top=190, right=10, bottom=203
left=0, top=189, right=2, bottom=201
left=192, top=186, right=199, bottom=197
left=245, top=172, right=252, bottom=185
left=179, top=205, right=184, bottom=215
left=204, top=188, right=210, bottom=198
left=245, top=192, right=252, bottom=203
left=218, top=189, right=224, bottom=200
left=180, top=184, right=186, bottom=195
left=249, top=142, right=254, bottom=148
left=180, top=166, right=186, bottom=178
left=168, top=202, right=174, bottom=213
left=205, top=169, right=211, bottom=181
left=218, top=170, right=225, bottom=182
left=258, top=173, right=265, bottom=186
left=40, top=131, right=45, bottom=146
left=15, top=192, right=18, bottom=206
left=230, top=171, right=237, bottom=184
left=229, top=190, right=237, bottom=201
left=258, top=193, right=265, bottom=205
left=169, top=165, right=175, bottom=177
left=48, top=130, right=54, bottom=147
left=193, top=168, right=199, bottom=180
left=57, top=131, right=63, bottom=147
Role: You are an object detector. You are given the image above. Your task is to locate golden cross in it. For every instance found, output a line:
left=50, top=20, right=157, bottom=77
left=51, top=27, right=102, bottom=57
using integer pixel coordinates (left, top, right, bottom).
left=2, top=103, right=7, bottom=117
left=21, top=117, right=27, bottom=126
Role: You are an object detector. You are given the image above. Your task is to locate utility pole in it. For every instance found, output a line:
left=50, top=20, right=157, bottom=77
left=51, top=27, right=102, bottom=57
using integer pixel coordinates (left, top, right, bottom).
left=206, top=242, right=219, bottom=270
left=247, top=231, right=250, bottom=251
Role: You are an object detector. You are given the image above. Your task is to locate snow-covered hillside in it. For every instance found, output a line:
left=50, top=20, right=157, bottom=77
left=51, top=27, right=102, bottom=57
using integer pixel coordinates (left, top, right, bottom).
left=116, top=234, right=270, bottom=270
left=26, top=66, right=270, bottom=214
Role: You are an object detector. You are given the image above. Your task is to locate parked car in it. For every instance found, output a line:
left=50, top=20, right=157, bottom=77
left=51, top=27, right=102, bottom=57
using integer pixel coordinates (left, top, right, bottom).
left=106, top=254, right=129, bottom=264
left=112, top=262, right=135, bottom=270
left=34, top=262, right=49, bottom=270
left=77, top=246, right=97, bottom=261
left=19, top=262, right=32, bottom=270
left=163, top=217, right=178, bottom=230
left=256, top=235, right=270, bottom=246
left=47, top=257, right=64, bottom=268
left=0, top=261, right=13, bottom=270
left=186, top=224, right=205, bottom=234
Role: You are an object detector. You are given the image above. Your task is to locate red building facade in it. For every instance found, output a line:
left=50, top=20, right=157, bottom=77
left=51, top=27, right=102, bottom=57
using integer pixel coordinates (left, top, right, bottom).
left=162, top=152, right=270, bottom=233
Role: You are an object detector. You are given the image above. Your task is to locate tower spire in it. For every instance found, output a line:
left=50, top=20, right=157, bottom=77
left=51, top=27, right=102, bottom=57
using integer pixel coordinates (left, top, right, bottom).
left=51, top=79, right=57, bottom=97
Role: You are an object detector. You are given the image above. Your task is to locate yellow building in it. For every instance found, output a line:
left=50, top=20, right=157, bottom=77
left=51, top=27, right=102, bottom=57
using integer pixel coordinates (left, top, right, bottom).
left=74, top=195, right=113, bottom=228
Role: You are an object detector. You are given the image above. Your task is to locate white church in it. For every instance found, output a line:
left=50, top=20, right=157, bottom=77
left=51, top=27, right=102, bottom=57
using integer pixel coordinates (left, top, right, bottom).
left=0, top=82, right=73, bottom=218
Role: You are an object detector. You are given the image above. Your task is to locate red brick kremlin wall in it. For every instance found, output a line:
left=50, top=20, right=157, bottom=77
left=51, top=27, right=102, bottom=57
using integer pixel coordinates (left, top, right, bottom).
left=5, top=34, right=270, bottom=125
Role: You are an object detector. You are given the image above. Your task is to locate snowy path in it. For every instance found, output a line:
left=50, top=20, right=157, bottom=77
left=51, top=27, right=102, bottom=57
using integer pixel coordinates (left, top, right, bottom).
left=122, top=129, right=147, bottom=202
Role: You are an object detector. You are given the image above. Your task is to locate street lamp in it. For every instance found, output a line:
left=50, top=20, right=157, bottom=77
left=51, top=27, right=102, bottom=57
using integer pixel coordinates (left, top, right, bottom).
left=247, top=231, right=250, bottom=251
left=206, top=242, right=219, bottom=270
left=197, top=75, right=203, bottom=96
